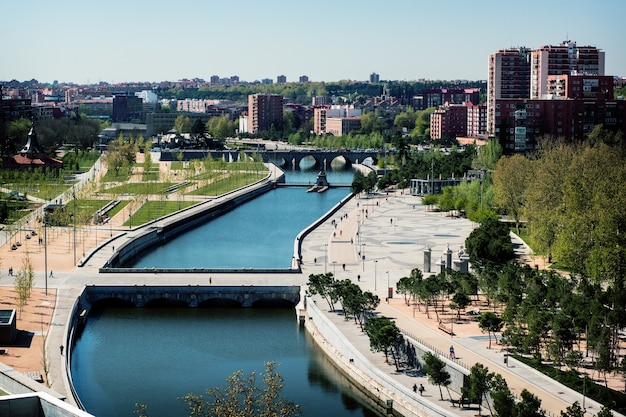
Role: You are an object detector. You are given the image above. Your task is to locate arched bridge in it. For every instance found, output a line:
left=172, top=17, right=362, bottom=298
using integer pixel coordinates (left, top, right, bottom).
left=82, top=285, right=301, bottom=308
left=160, top=149, right=379, bottom=170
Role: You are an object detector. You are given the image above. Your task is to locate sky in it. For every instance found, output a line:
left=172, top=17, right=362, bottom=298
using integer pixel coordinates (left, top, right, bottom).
left=1, top=0, right=625, bottom=85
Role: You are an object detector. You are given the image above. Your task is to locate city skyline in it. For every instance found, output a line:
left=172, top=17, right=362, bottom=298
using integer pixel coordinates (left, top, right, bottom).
left=1, top=0, right=625, bottom=85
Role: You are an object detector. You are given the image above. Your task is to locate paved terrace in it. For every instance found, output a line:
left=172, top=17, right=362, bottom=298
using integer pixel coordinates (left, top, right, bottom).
left=2, top=174, right=616, bottom=416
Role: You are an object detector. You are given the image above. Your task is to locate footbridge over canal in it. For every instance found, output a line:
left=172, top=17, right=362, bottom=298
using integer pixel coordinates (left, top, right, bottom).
left=79, top=285, right=301, bottom=309
left=160, top=149, right=379, bottom=170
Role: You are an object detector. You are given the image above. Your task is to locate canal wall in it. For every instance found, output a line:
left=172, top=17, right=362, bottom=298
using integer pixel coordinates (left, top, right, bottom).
left=304, top=297, right=459, bottom=417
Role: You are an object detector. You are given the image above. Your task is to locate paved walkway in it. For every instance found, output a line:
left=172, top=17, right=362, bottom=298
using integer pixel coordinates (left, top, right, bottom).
left=301, top=190, right=613, bottom=417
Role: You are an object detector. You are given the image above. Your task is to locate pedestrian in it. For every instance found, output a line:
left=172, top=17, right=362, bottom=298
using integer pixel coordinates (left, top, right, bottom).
left=112, top=246, right=114, bottom=252
left=342, top=263, right=345, bottom=271
left=50, top=270, right=54, bottom=279
left=8, top=267, right=12, bottom=276
left=60, top=345, right=64, bottom=355
left=412, top=383, right=417, bottom=393
left=209, top=277, right=212, bottom=285
left=357, top=275, right=360, bottom=282
left=449, top=345, right=455, bottom=359
left=314, top=258, right=317, bottom=264
left=419, top=384, right=425, bottom=396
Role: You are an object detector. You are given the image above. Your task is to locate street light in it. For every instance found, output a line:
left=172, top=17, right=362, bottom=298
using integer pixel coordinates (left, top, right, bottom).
left=324, top=243, right=328, bottom=273
left=386, top=271, right=390, bottom=301
left=374, top=260, right=378, bottom=291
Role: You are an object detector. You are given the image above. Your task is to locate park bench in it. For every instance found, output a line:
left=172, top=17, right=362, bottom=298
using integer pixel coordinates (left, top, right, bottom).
left=438, top=321, right=454, bottom=335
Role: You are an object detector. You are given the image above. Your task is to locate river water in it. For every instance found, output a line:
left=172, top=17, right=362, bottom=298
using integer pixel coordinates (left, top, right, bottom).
left=72, top=168, right=386, bottom=417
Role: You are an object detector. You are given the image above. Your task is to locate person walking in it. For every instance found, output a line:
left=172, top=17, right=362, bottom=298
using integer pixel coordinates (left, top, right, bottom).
left=419, top=384, right=425, bottom=396
left=412, top=384, right=417, bottom=393
left=49, top=270, right=54, bottom=279
left=449, top=345, right=455, bottom=359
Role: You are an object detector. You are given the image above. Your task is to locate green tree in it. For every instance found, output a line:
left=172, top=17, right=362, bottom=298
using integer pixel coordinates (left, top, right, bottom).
left=174, top=115, right=192, bottom=135
left=14, top=253, right=34, bottom=316
left=472, top=139, right=502, bottom=171
left=137, top=362, right=302, bottom=417
left=490, top=373, right=515, bottom=417
left=450, top=291, right=471, bottom=320
left=359, top=111, right=386, bottom=134
left=363, top=316, right=403, bottom=370
left=478, top=312, right=504, bottom=349
left=493, top=154, right=531, bottom=234
left=596, top=406, right=615, bottom=417
left=560, top=401, right=585, bottom=417
left=465, top=217, right=515, bottom=270
left=462, top=363, right=493, bottom=415
left=422, top=351, right=451, bottom=400
left=307, top=273, right=336, bottom=311
left=515, top=389, right=545, bottom=417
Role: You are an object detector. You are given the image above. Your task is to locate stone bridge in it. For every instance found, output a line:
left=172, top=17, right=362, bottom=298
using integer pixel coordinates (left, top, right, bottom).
left=160, top=149, right=379, bottom=170
left=81, top=285, right=301, bottom=309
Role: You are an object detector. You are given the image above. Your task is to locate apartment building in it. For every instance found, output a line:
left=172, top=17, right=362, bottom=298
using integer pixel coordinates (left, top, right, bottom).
left=466, top=102, right=487, bottom=138
left=313, top=106, right=361, bottom=135
left=531, top=40, right=605, bottom=99
left=546, top=74, right=613, bottom=99
left=414, top=88, right=481, bottom=110
left=247, top=94, right=283, bottom=134
left=430, top=103, right=468, bottom=140
left=487, top=47, right=531, bottom=136
left=325, top=117, right=362, bottom=136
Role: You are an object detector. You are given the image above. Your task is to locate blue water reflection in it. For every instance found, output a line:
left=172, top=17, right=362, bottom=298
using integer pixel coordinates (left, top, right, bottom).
left=130, top=170, right=353, bottom=268
left=71, top=307, right=383, bottom=417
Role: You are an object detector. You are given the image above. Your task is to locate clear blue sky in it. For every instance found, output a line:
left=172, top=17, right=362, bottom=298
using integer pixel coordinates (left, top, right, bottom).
left=1, top=0, right=625, bottom=84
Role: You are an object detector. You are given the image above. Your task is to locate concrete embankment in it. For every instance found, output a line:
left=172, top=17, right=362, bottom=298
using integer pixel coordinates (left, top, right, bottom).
left=304, top=296, right=457, bottom=417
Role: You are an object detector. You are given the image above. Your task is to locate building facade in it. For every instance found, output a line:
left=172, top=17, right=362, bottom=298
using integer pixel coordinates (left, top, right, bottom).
left=430, top=104, right=468, bottom=140
left=247, top=94, right=284, bottom=134
left=325, top=117, right=362, bottom=136
left=531, top=40, right=605, bottom=99
left=487, top=47, right=531, bottom=136
left=313, top=106, right=361, bottom=135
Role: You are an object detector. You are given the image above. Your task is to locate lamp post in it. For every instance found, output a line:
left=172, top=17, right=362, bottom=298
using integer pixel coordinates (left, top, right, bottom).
left=324, top=243, right=328, bottom=273
left=43, top=213, right=48, bottom=296
left=73, top=186, right=76, bottom=265
left=374, top=260, right=378, bottom=291
left=386, top=271, right=390, bottom=301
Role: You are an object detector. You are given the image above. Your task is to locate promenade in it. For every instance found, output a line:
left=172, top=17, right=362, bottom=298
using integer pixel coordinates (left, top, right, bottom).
left=0, top=176, right=619, bottom=416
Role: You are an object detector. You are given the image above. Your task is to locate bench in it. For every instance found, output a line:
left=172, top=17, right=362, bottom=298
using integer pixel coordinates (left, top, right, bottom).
left=438, top=321, right=454, bottom=335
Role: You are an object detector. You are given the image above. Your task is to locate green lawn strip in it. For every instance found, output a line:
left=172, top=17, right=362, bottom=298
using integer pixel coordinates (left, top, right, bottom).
left=106, top=200, right=129, bottom=219
left=513, top=354, right=626, bottom=414
left=188, top=172, right=265, bottom=196
left=142, top=170, right=159, bottom=181
left=2, top=182, right=73, bottom=200
left=125, top=200, right=196, bottom=226
left=102, top=169, right=132, bottom=183
left=103, top=182, right=175, bottom=195
left=170, top=161, right=184, bottom=170
left=70, top=199, right=111, bottom=224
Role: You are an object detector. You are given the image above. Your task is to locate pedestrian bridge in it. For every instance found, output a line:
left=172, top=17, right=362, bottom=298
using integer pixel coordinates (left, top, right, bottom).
left=79, top=285, right=301, bottom=309
left=160, top=149, right=379, bottom=170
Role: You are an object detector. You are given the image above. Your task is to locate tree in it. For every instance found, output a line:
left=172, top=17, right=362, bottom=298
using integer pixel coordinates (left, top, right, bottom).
left=174, top=115, right=192, bottom=135
left=465, top=217, right=515, bottom=270
left=478, top=312, right=504, bottom=349
left=137, top=362, right=302, bottom=417
left=596, top=406, right=615, bottom=417
left=490, top=373, right=515, bottom=417
left=462, top=363, right=493, bottom=415
left=515, top=389, right=545, bottom=417
left=472, top=139, right=502, bottom=171
left=493, top=154, right=531, bottom=234
left=560, top=401, right=585, bottom=417
left=307, top=273, right=336, bottom=311
left=363, top=316, right=403, bottom=370
left=450, top=291, right=471, bottom=320
left=14, top=253, right=34, bottom=316
left=422, top=351, right=451, bottom=400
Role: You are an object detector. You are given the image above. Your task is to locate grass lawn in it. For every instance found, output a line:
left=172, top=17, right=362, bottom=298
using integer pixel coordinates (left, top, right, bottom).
left=188, top=172, right=265, bottom=196
left=103, top=182, right=175, bottom=195
left=125, top=200, right=196, bottom=226
left=70, top=199, right=111, bottom=224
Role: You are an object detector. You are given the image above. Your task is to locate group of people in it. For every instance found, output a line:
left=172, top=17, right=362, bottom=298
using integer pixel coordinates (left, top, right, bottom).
left=412, top=383, right=425, bottom=396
